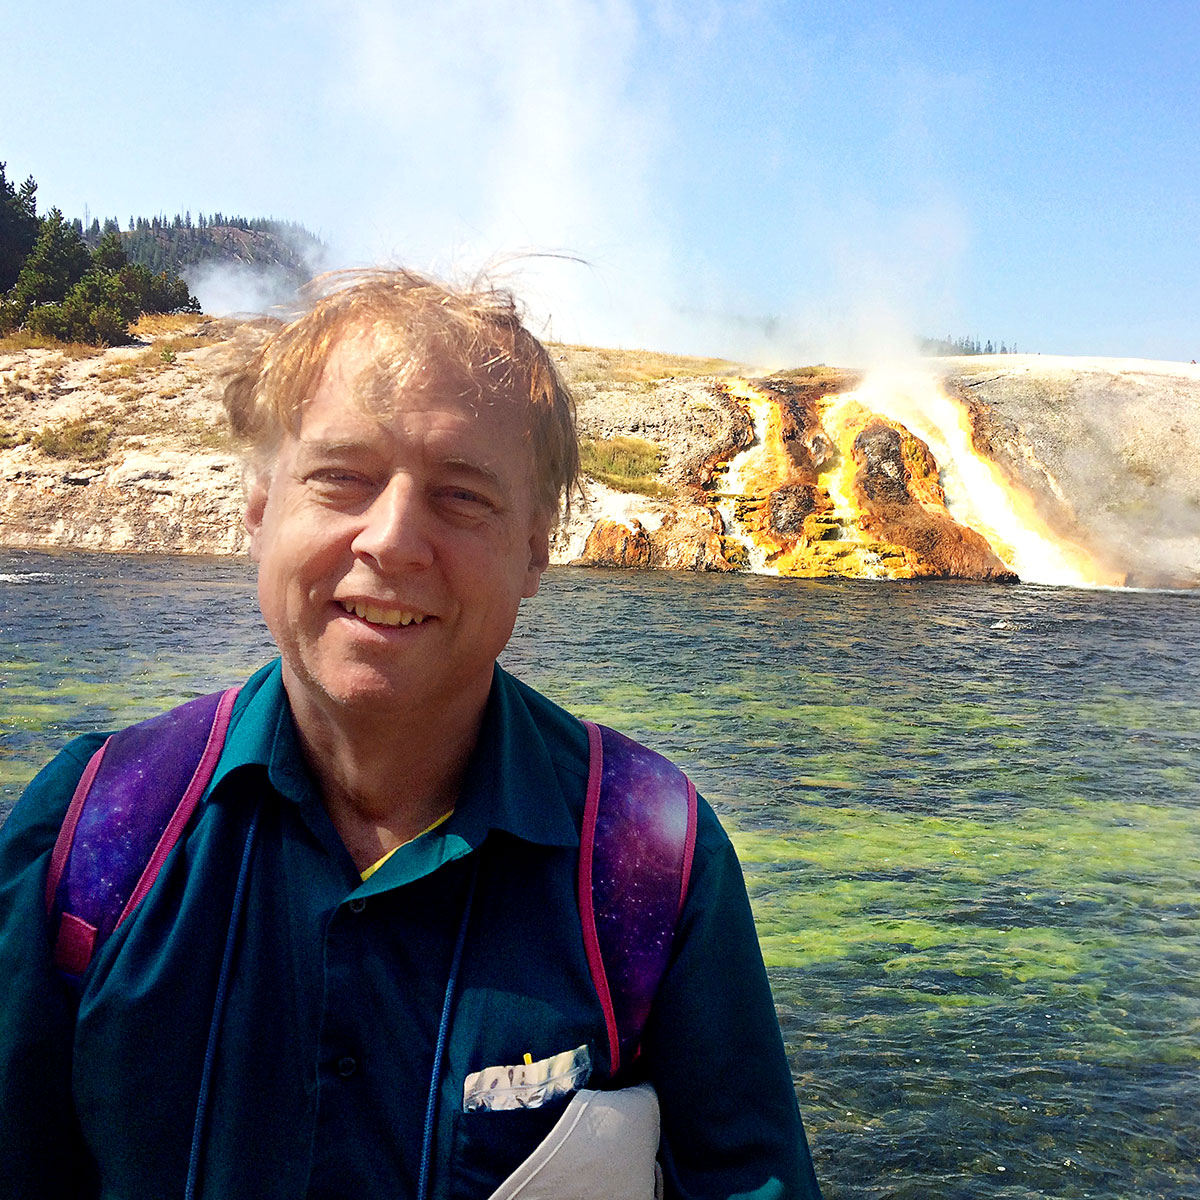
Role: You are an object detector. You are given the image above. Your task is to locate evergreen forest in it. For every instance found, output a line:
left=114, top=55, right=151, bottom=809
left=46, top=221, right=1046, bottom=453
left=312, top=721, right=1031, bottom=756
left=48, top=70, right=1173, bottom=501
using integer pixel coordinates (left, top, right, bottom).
left=0, top=164, right=199, bottom=346
left=102, top=212, right=323, bottom=283
left=1, top=162, right=324, bottom=347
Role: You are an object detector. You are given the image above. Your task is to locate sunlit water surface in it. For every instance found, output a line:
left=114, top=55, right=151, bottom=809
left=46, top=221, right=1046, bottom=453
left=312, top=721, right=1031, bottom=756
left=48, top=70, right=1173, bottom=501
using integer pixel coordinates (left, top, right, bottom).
left=2, top=549, right=1198, bottom=1199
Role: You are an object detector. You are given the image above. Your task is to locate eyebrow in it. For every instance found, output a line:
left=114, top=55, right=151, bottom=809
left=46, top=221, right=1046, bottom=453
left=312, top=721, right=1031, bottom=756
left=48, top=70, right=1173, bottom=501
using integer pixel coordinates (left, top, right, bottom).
left=295, top=441, right=509, bottom=496
left=435, top=456, right=509, bottom=496
left=294, top=438, right=374, bottom=459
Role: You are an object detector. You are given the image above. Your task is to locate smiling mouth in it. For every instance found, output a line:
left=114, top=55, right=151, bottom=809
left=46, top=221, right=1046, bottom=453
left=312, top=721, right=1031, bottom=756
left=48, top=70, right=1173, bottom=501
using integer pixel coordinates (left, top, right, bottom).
left=338, top=600, right=428, bottom=627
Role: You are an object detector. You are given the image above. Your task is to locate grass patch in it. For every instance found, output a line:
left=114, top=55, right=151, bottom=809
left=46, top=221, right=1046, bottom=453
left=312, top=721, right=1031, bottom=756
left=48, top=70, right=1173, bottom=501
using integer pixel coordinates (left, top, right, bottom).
left=0, top=375, right=35, bottom=401
left=149, top=339, right=213, bottom=359
left=115, top=409, right=231, bottom=451
left=0, top=332, right=104, bottom=358
left=130, top=313, right=204, bottom=339
left=0, top=422, right=30, bottom=449
left=553, top=343, right=743, bottom=384
left=94, top=344, right=192, bottom=387
left=33, top=417, right=113, bottom=461
left=771, top=365, right=843, bottom=379
left=130, top=314, right=221, bottom=350
left=94, top=360, right=142, bottom=383
left=579, top=435, right=672, bottom=495
left=165, top=416, right=231, bottom=451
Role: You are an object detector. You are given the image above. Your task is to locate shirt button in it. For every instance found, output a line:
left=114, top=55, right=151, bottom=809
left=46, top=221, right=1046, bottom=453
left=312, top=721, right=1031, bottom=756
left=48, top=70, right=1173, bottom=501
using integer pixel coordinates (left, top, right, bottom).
left=337, top=1056, right=358, bottom=1078
left=348, top=898, right=367, bottom=914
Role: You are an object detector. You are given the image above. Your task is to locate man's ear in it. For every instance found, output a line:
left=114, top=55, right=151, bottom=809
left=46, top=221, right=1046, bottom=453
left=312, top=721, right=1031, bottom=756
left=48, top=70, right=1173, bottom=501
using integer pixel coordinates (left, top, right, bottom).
left=522, top=514, right=553, bottom=599
left=243, top=467, right=271, bottom=563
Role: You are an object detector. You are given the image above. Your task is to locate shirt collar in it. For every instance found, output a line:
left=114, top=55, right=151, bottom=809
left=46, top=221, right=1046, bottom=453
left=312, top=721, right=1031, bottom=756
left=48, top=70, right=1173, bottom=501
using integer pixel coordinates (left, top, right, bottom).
left=212, top=659, right=319, bottom=808
left=212, top=659, right=580, bottom=853
left=452, top=663, right=580, bottom=851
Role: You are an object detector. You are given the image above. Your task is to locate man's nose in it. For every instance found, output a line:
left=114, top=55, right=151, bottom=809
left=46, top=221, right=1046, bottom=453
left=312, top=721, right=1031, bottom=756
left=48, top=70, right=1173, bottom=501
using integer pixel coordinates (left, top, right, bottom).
left=350, top=474, right=435, bottom=570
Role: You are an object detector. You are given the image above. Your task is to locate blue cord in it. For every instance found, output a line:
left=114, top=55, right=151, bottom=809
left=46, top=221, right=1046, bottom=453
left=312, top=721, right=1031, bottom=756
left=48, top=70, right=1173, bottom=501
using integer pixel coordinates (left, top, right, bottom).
left=416, top=856, right=480, bottom=1200
left=185, top=807, right=260, bottom=1200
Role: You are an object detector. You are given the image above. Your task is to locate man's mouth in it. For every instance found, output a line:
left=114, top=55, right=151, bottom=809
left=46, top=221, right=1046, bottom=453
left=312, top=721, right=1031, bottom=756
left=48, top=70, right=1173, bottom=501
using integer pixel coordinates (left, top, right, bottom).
left=338, top=600, right=428, bottom=627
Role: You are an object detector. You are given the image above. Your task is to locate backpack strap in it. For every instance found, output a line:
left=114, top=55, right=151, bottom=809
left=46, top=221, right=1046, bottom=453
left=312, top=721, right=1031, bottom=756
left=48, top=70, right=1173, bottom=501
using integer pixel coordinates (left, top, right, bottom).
left=44, top=688, right=239, bottom=985
left=578, top=721, right=698, bottom=1079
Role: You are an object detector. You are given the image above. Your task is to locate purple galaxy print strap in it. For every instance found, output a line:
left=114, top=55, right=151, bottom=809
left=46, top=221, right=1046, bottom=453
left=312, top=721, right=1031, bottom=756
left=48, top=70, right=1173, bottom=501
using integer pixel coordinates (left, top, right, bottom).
left=579, top=720, right=698, bottom=1077
left=46, top=688, right=239, bottom=981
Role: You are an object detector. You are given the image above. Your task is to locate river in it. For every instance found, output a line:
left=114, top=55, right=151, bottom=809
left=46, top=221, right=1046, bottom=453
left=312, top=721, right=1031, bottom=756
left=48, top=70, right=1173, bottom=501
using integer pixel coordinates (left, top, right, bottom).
left=2, top=549, right=1198, bottom=1199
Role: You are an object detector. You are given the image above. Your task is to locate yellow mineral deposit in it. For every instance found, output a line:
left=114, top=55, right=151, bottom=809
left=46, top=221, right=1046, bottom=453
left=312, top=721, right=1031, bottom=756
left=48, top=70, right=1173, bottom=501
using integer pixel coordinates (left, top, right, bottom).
left=711, top=380, right=781, bottom=572
left=709, top=367, right=1122, bottom=586
left=845, top=369, right=1124, bottom=588
left=785, top=392, right=921, bottom=580
left=816, top=393, right=870, bottom=517
left=720, top=379, right=792, bottom=497
left=716, top=380, right=916, bottom=580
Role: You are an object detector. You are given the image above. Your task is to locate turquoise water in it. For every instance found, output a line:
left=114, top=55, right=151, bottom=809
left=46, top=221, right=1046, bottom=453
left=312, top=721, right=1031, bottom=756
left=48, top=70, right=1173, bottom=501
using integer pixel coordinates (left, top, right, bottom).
left=2, top=549, right=1198, bottom=1198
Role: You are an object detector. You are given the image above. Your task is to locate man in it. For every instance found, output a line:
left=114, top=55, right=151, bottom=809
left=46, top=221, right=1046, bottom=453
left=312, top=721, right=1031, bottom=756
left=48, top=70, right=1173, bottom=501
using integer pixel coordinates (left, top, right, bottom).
left=0, top=270, right=822, bottom=1198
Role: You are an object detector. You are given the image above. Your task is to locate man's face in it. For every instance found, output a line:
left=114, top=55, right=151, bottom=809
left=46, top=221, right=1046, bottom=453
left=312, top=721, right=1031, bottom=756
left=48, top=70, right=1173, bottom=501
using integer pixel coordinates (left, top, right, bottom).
left=245, top=334, right=551, bottom=729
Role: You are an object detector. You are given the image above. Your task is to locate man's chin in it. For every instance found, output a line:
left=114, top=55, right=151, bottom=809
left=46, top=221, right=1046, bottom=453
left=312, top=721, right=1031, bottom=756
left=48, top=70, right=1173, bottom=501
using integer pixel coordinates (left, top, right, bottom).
left=282, top=662, right=414, bottom=719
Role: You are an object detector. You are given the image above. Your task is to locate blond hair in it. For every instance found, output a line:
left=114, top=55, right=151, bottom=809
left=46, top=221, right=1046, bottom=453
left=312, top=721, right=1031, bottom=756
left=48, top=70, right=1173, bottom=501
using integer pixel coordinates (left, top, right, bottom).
left=223, top=269, right=580, bottom=520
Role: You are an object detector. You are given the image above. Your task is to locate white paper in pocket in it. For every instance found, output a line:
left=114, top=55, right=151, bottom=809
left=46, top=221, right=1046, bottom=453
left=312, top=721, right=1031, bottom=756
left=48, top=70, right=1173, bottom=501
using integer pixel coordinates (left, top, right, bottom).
left=463, top=1044, right=591, bottom=1113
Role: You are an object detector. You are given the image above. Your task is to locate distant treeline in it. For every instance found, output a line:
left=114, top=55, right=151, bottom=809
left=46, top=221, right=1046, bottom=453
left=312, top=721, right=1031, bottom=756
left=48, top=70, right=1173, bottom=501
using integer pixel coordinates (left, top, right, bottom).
left=1, top=158, right=328, bottom=345
left=80, top=212, right=324, bottom=281
left=918, top=335, right=1021, bottom=356
left=0, top=164, right=197, bottom=346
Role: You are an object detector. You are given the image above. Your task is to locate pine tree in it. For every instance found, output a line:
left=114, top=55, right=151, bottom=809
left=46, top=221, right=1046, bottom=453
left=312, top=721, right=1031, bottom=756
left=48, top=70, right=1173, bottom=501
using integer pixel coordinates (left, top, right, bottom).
left=9, top=208, right=92, bottom=310
left=0, top=162, right=39, bottom=292
left=92, top=230, right=127, bottom=273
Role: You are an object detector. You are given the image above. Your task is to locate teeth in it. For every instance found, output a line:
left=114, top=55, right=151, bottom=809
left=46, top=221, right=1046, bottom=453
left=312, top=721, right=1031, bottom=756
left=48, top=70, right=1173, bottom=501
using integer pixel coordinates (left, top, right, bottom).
left=339, top=600, right=426, bottom=627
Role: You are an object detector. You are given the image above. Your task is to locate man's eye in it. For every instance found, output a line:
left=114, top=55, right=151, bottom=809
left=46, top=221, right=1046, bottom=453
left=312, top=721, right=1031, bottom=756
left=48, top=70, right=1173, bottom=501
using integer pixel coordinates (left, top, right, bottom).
left=307, top=469, right=368, bottom=487
left=440, top=487, right=496, bottom=511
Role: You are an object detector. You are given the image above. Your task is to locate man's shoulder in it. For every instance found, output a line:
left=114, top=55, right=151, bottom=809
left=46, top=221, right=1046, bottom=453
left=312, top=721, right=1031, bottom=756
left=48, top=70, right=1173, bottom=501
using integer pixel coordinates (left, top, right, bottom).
left=493, top=665, right=591, bottom=778
left=1, top=731, right=108, bottom=856
left=2, top=662, right=280, bottom=850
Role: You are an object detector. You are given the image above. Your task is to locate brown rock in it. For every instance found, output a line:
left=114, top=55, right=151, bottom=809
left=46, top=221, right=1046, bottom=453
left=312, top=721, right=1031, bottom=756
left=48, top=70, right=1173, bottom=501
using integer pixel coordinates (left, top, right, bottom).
left=757, top=373, right=861, bottom=481
left=849, top=420, right=1016, bottom=580
left=765, top=484, right=819, bottom=536
left=572, top=518, right=653, bottom=568
left=854, top=424, right=912, bottom=506
left=649, top=508, right=740, bottom=571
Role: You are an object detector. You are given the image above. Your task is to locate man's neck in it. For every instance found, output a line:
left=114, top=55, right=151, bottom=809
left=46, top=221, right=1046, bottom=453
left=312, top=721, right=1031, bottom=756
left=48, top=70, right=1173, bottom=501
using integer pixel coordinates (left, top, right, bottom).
left=283, top=675, right=491, bottom=873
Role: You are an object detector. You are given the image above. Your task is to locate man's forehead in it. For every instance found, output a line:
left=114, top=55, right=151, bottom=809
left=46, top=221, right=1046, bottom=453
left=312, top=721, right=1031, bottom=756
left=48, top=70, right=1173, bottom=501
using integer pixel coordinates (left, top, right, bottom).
left=291, top=348, right=533, bottom=487
left=309, top=332, right=529, bottom=428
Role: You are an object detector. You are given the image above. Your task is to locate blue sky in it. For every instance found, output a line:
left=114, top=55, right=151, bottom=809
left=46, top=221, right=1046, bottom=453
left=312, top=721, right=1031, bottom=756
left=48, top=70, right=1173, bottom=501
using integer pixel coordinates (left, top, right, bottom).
left=5, top=0, right=1198, bottom=363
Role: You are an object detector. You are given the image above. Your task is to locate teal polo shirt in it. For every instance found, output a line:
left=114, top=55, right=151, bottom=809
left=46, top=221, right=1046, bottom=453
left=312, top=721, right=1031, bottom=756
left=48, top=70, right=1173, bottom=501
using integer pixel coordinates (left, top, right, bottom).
left=0, top=660, right=821, bottom=1199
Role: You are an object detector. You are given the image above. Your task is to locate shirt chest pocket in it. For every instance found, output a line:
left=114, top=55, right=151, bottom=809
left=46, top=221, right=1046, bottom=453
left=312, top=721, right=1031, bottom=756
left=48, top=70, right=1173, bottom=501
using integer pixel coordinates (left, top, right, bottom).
left=468, top=1084, right=663, bottom=1200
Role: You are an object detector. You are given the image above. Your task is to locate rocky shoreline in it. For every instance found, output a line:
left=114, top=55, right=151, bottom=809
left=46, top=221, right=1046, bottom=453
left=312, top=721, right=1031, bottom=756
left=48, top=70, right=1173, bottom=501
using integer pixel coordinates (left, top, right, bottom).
left=2, top=321, right=1198, bottom=587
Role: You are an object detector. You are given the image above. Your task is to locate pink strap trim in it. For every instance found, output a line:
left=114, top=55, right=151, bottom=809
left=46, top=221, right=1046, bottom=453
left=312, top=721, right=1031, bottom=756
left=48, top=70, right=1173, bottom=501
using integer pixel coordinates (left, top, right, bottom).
left=578, top=719, right=621, bottom=1077
left=54, top=911, right=98, bottom=977
left=679, top=778, right=698, bottom=919
left=115, top=687, right=240, bottom=931
left=44, top=738, right=111, bottom=914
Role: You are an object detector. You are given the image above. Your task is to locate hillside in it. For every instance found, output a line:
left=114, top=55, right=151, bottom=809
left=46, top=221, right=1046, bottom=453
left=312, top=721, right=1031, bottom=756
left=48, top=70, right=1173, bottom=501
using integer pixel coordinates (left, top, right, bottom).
left=77, top=215, right=324, bottom=285
left=3, top=161, right=323, bottom=347
left=1, top=320, right=1197, bottom=588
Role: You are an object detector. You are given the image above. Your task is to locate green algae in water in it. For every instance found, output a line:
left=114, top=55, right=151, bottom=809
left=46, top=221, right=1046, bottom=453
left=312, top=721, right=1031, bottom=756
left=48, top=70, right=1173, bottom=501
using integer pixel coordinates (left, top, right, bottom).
left=5, top=555, right=1200, bottom=1199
